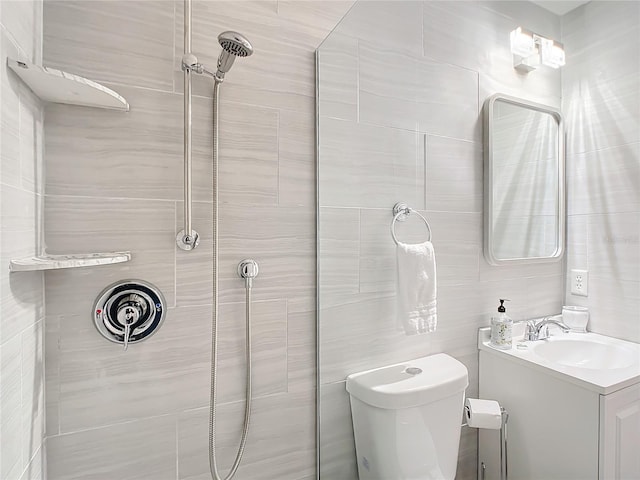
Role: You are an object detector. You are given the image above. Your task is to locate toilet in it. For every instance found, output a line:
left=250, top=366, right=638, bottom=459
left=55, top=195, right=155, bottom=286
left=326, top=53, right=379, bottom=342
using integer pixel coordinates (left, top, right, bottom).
left=346, top=354, right=469, bottom=480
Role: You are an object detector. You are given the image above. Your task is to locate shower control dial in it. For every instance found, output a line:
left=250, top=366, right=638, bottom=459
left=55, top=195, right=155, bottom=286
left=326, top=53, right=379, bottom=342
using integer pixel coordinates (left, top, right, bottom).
left=93, top=280, right=166, bottom=350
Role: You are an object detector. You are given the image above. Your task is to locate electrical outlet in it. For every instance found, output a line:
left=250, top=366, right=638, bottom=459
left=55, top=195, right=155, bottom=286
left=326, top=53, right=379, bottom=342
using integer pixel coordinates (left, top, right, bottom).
left=571, top=269, right=588, bottom=296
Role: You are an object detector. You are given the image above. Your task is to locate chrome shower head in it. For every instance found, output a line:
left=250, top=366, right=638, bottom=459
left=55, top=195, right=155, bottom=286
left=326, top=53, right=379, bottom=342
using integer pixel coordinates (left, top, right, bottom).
left=216, top=31, right=253, bottom=80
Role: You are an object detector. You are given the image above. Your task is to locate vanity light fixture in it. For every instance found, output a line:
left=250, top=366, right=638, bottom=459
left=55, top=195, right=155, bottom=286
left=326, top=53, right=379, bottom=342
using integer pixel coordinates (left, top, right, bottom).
left=540, top=37, right=566, bottom=69
left=510, top=27, right=565, bottom=72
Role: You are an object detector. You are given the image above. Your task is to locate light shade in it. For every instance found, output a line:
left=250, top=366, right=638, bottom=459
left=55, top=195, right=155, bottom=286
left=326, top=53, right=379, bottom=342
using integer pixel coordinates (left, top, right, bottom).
left=510, top=27, right=536, bottom=57
left=540, top=37, right=566, bottom=68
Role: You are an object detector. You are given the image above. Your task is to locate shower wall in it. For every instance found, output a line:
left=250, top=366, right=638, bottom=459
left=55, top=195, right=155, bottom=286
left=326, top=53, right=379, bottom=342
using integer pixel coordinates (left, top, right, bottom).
left=41, top=1, right=351, bottom=478
left=0, top=1, right=46, bottom=479
left=562, top=1, right=640, bottom=342
left=317, top=2, right=563, bottom=478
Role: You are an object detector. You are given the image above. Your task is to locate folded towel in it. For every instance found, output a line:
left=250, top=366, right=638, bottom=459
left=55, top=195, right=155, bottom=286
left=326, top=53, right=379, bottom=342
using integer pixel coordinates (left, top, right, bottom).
left=396, top=241, right=437, bottom=335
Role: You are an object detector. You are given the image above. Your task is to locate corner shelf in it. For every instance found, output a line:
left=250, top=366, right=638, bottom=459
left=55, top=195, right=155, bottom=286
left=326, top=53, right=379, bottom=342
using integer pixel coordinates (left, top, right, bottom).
left=9, top=252, right=132, bottom=272
left=7, top=58, right=129, bottom=111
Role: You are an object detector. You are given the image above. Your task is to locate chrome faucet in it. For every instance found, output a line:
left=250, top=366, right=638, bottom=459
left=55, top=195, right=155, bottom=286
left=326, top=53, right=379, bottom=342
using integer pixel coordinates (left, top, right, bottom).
left=524, top=316, right=571, bottom=341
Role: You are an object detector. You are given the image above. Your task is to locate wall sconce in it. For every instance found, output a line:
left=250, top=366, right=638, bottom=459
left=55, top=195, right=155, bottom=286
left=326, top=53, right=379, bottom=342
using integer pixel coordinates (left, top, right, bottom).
left=510, top=27, right=565, bottom=72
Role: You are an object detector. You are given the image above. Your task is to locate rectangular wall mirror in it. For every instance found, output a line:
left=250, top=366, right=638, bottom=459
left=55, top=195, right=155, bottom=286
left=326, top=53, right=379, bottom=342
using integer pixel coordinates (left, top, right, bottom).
left=483, top=93, right=565, bottom=265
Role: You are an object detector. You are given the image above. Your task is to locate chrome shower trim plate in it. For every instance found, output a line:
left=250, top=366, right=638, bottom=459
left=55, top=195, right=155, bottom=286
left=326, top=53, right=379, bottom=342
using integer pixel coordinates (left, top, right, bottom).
left=176, top=229, right=200, bottom=251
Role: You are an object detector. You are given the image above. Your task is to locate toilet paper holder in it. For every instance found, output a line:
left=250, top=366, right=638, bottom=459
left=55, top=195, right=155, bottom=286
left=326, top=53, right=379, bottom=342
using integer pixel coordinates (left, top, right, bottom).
left=462, top=399, right=509, bottom=480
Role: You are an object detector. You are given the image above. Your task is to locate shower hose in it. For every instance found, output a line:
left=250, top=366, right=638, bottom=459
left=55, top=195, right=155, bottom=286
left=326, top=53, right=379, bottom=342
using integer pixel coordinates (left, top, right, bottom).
left=209, top=80, right=253, bottom=480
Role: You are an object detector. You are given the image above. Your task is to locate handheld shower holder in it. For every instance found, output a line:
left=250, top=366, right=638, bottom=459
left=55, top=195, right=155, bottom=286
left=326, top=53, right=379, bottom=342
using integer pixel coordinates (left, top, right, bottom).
left=176, top=229, right=200, bottom=251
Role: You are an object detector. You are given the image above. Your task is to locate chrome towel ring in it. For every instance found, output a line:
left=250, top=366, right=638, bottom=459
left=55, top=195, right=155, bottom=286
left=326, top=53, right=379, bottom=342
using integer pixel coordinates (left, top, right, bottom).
left=390, top=202, right=432, bottom=245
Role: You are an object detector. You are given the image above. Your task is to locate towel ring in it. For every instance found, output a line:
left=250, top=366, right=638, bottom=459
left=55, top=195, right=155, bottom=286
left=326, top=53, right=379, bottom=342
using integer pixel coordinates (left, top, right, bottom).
left=390, top=202, right=432, bottom=245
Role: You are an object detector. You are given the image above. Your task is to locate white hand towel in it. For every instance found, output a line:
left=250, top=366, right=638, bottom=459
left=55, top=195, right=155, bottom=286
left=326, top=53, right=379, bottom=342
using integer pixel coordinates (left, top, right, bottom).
left=396, top=241, right=437, bottom=335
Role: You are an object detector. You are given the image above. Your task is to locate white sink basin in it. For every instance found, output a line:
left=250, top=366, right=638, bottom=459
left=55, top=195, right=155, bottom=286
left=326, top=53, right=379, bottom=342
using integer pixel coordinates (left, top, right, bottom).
left=478, top=328, right=640, bottom=394
left=532, top=339, right=637, bottom=370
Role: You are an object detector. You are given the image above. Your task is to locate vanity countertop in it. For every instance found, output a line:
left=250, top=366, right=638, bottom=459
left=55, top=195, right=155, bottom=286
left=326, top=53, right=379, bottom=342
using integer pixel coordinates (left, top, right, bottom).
left=478, top=326, right=640, bottom=395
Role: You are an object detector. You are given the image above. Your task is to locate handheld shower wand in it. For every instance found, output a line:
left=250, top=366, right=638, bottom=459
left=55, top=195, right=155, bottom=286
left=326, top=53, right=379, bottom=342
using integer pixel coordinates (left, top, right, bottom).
left=181, top=31, right=253, bottom=83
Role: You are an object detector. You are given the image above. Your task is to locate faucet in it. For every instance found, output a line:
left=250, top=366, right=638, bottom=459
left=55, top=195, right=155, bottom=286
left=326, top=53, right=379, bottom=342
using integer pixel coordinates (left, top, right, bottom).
left=524, top=316, right=571, bottom=341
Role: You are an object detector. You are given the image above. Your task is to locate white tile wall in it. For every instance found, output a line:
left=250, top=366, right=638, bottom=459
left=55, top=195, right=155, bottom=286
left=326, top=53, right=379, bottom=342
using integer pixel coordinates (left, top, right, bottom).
left=0, top=2, right=45, bottom=480
left=41, top=1, right=353, bottom=479
left=562, top=1, right=640, bottom=343
left=318, top=2, right=564, bottom=478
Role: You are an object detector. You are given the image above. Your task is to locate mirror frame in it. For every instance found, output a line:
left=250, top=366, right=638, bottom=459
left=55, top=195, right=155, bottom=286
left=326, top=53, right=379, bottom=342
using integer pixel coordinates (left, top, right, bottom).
left=483, top=93, right=565, bottom=266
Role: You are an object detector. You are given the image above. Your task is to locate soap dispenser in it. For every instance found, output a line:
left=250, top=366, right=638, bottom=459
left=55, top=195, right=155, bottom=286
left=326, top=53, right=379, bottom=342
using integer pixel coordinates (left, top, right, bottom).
left=490, top=299, right=512, bottom=350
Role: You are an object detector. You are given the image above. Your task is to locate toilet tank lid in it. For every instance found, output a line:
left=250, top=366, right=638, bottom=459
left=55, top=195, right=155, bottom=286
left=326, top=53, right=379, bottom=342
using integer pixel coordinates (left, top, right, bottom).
left=345, top=353, right=469, bottom=410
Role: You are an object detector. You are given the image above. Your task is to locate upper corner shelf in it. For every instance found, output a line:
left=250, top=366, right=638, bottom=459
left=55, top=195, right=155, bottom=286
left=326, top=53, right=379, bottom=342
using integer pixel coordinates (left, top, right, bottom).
left=7, top=58, right=129, bottom=111
left=9, top=252, right=132, bottom=272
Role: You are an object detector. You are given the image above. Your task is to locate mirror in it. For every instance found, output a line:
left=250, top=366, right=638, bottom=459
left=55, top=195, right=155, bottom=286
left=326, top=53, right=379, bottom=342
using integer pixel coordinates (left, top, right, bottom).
left=483, top=93, right=565, bottom=265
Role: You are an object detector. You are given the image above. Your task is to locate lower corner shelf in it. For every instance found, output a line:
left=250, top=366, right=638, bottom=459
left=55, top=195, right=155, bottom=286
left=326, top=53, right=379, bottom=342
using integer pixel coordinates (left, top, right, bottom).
left=9, top=252, right=131, bottom=272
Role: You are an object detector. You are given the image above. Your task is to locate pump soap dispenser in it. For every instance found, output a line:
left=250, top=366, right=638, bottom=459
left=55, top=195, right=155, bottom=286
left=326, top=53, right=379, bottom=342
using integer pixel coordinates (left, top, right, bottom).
left=490, top=299, right=512, bottom=350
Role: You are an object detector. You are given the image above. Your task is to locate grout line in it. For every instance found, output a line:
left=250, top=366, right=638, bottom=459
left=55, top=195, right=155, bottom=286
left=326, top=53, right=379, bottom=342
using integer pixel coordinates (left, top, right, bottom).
left=356, top=38, right=360, bottom=124
left=276, top=109, right=281, bottom=205
left=175, top=419, right=179, bottom=480
left=285, top=297, right=290, bottom=393
left=42, top=193, right=178, bottom=203
left=172, top=0, right=177, bottom=95
left=173, top=201, right=178, bottom=308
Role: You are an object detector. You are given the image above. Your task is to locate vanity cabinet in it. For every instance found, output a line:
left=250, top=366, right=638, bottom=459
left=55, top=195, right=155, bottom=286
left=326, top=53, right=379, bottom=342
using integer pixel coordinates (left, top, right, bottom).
left=600, top=383, right=640, bottom=479
left=478, top=350, right=640, bottom=480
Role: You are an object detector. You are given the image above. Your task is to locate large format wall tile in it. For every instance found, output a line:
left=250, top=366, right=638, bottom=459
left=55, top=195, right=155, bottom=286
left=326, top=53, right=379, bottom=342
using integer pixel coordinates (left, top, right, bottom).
left=359, top=42, right=479, bottom=141
left=319, top=381, right=358, bottom=480
left=215, top=203, right=315, bottom=304
left=426, top=136, right=482, bottom=213
left=586, top=212, right=640, bottom=283
left=21, top=320, right=44, bottom=472
left=336, top=1, right=423, bottom=57
left=20, top=443, right=44, bottom=480
left=44, top=196, right=176, bottom=315
left=567, top=143, right=640, bottom=216
left=218, top=100, right=279, bottom=205
left=1, top=185, right=44, bottom=345
left=45, top=86, right=211, bottom=202
left=43, top=0, right=175, bottom=91
left=1, top=30, right=22, bottom=189
left=47, top=415, right=177, bottom=480
left=1, top=0, right=41, bottom=63
left=278, top=104, right=316, bottom=207
left=582, top=276, right=640, bottom=343
left=286, top=296, right=316, bottom=392
left=317, top=32, right=358, bottom=122
left=177, top=389, right=315, bottom=480
left=319, top=207, right=359, bottom=297
left=1, top=335, right=23, bottom=480
left=48, top=300, right=286, bottom=433
left=564, top=73, right=640, bottom=156
left=318, top=117, right=422, bottom=208
left=51, top=306, right=210, bottom=432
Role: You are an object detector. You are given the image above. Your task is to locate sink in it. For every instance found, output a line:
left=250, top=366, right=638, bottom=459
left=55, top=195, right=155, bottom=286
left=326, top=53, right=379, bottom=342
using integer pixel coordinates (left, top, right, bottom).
left=532, top=339, right=637, bottom=370
left=478, top=327, right=640, bottom=394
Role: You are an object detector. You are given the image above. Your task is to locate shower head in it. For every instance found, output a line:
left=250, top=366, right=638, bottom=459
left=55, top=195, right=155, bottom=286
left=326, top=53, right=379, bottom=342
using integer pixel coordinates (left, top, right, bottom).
left=216, top=31, right=253, bottom=80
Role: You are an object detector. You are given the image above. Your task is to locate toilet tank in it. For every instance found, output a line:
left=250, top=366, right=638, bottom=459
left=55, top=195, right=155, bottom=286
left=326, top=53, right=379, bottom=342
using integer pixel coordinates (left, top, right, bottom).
left=346, top=354, right=468, bottom=480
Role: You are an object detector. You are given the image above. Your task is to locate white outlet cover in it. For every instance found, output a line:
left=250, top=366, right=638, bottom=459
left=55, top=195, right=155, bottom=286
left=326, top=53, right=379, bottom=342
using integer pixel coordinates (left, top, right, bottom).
left=571, top=269, right=589, bottom=296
